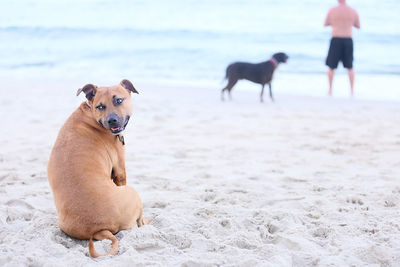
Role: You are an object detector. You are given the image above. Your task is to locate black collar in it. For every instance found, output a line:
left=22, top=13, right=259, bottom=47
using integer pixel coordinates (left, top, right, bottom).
left=117, top=134, right=125, bottom=145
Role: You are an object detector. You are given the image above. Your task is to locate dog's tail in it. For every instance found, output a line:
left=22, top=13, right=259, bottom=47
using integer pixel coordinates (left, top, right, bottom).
left=88, top=230, right=119, bottom=258
left=224, top=65, right=232, bottom=80
left=221, top=65, right=232, bottom=83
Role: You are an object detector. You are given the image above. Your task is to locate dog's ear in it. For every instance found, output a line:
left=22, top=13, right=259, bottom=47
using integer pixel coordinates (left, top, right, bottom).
left=76, top=84, right=97, bottom=101
left=120, top=79, right=139, bottom=94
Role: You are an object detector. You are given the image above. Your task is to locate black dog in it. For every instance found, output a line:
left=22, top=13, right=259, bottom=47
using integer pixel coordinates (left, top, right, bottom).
left=221, top=52, right=288, bottom=102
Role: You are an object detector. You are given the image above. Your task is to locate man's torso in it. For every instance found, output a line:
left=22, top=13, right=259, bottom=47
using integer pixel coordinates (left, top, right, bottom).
left=328, top=4, right=358, bottom=37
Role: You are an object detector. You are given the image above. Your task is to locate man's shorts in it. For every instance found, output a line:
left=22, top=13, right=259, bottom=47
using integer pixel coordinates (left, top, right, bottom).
left=326, top=37, right=353, bottom=69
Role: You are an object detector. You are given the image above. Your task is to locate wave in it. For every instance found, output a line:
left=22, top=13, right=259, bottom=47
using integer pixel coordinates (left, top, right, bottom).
left=0, top=62, right=55, bottom=69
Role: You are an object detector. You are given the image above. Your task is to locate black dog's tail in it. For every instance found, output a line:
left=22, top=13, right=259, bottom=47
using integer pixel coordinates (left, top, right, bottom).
left=225, top=65, right=232, bottom=79
left=222, top=64, right=232, bottom=83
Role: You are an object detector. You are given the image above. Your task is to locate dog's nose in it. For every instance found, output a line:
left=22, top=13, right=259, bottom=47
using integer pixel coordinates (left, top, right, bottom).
left=107, top=114, right=119, bottom=126
left=108, top=117, right=117, bottom=124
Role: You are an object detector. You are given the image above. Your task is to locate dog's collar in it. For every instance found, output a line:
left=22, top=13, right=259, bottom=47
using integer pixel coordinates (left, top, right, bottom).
left=269, top=57, right=278, bottom=68
left=117, top=134, right=125, bottom=145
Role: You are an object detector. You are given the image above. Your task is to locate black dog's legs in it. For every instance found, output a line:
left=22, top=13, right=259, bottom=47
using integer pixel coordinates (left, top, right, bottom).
left=221, top=79, right=237, bottom=101
left=268, top=83, right=274, bottom=102
left=260, top=84, right=265, bottom=103
left=221, top=88, right=226, bottom=101
left=221, top=88, right=231, bottom=101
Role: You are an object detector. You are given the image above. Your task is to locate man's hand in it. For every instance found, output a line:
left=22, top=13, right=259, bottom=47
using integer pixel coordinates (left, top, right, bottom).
left=324, top=9, right=332, bottom=26
left=354, top=12, right=361, bottom=29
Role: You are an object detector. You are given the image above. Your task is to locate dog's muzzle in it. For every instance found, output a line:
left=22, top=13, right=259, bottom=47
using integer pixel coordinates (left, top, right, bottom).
left=100, top=115, right=130, bottom=135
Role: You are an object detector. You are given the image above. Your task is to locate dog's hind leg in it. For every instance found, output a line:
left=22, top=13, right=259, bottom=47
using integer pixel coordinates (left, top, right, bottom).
left=137, top=212, right=152, bottom=227
left=221, top=87, right=227, bottom=101
left=228, top=89, right=233, bottom=100
left=226, top=79, right=237, bottom=101
left=260, top=84, right=265, bottom=103
left=221, top=79, right=237, bottom=101
left=268, top=83, right=274, bottom=102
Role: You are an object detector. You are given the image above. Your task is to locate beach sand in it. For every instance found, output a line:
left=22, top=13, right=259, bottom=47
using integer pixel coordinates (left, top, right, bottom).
left=1, top=79, right=400, bottom=266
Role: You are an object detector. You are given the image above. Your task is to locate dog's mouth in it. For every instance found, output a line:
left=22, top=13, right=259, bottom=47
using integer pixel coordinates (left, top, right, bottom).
left=98, top=116, right=130, bottom=135
left=111, top=126, right=124, bottom=134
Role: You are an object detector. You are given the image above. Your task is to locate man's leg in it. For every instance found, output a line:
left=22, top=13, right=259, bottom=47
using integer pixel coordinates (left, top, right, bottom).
left=343, top=38, right=354, bottom=97
left=348, top=68, right=354, bottom=97
left=328, top=68, right=334, bottom=96
left=326, top=38, right=339, bottom=96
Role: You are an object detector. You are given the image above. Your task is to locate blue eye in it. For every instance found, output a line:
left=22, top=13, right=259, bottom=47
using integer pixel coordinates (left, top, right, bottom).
left=116, top=98, right=124, bottom=105
left=96, top=104, right=106, bottom=110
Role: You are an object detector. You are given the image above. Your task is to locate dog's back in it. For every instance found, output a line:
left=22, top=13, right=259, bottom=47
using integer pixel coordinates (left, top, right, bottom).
left=226, top=61, right=273, bottom=84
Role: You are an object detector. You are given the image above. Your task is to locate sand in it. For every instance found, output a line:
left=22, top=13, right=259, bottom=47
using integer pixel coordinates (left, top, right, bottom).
left=1, top=78, right=400, bottom=266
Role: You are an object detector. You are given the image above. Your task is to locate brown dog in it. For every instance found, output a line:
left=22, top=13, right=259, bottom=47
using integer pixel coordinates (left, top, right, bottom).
left=47, top=79, right=150, bottom=257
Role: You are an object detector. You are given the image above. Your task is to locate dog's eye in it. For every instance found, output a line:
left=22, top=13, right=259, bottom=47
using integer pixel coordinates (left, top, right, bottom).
left=96, top=104, right=106, bottom=111
left=116, top=98, right=124, bottom=105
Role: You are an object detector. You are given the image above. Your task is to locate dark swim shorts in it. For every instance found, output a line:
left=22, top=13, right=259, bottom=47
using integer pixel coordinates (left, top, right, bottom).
left=326, top=37, right=353, bottom=69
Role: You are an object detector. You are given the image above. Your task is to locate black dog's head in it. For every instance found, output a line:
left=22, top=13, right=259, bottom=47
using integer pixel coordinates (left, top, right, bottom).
left=272, top=52, right=289, bottom=64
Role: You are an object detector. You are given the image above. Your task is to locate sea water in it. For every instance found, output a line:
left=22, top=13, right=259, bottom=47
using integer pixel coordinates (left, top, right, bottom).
left=1, top=0, right=399, bottom=100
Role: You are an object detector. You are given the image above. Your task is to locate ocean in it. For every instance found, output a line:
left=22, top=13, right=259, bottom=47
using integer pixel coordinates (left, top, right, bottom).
left=1, top=0, right=399, bottom=100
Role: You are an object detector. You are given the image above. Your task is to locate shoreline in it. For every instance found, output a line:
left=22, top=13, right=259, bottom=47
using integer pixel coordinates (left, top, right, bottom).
left=2, top=74, right=400, bottom=104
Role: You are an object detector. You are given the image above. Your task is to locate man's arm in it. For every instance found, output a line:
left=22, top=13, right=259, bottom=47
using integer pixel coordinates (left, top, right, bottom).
left=324, top=9, right=332, bottom=26
left=354, top=11, right=360, bottom=29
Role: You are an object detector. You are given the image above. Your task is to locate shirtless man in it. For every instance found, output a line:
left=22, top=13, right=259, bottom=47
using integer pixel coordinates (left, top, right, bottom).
left=324, top=0, right=360, bottom=96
